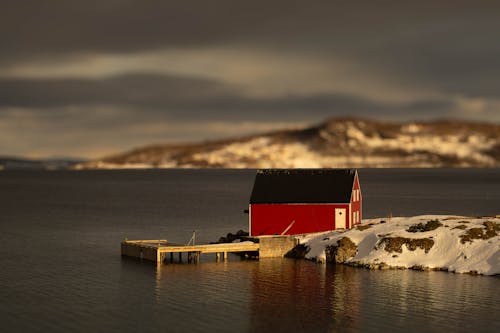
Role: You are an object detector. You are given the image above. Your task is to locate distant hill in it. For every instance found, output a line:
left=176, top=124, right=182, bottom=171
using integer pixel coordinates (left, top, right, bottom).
left=75, top=118, right=500, bottom=169
left=0, top=157, right=83, bottom=170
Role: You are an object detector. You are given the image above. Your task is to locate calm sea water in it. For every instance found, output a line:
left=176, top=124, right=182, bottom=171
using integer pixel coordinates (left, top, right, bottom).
left=0, top=169, right=499, bottom=332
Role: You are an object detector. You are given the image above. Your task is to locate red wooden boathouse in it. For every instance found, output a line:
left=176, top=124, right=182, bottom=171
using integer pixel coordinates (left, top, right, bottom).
left=249, top=169, right=362, bottom=236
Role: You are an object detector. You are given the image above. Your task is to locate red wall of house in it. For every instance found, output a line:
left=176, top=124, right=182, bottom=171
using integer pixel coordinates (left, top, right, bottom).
left=250, top=204, right=350, bottom=236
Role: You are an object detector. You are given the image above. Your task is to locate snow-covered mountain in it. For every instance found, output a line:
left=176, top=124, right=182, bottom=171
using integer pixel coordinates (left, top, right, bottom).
left=76, top=118, right=500, bottom=169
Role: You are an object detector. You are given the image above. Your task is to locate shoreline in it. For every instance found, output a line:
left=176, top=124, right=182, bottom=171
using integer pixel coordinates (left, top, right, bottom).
left=295, top=215, right=500, bottom=276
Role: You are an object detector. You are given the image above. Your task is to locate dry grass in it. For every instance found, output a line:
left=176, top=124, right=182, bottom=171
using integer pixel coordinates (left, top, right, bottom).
left=407, top=219, right=443, bottom=233
left=378, top=237, right=435, bottom=254
left=452, top=225, right=468, bottom=230
left=356, top=224, right=372, bottom=231
left=443, top=216, right=467, bottom=221
left=460, top=221, right=499, bottom=243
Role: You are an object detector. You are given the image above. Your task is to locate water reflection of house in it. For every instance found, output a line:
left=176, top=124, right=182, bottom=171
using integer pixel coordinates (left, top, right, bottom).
left=249, top=169, right=362, bottom=236
left=249, top=259, right=361, bottom=332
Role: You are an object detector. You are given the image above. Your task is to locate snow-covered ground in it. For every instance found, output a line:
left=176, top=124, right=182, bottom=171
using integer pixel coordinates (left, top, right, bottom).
left=298, top=215, right=500, bottom=275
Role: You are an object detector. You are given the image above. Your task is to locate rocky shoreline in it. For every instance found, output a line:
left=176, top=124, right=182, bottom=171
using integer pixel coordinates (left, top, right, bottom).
left=293, top=215, right=500, bottom=276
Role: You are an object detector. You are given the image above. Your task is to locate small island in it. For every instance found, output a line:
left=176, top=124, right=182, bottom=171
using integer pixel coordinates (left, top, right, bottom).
left=295, top=215, right=499, bottom=276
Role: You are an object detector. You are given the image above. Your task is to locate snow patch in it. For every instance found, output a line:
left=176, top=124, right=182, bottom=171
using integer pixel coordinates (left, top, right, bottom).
left=301, top=215, right=500, bottom=275
left=191, top=137, right=323, bottom=168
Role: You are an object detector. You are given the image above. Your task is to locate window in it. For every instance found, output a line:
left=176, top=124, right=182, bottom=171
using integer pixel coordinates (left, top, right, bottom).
left=353, top=189, right=359, bottom=202
left=352, top=210, right=359, bottom=224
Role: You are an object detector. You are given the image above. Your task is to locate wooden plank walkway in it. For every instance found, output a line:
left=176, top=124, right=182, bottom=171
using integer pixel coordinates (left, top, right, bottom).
left=121, top=239, right=260, bottom=263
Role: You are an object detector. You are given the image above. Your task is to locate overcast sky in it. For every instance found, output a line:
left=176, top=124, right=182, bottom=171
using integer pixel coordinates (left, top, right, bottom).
left=2, top=1, right=500, bottom=158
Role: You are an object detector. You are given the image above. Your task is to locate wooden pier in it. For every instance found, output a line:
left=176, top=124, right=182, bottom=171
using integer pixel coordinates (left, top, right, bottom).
left=121, top=239, right=260, bottom=263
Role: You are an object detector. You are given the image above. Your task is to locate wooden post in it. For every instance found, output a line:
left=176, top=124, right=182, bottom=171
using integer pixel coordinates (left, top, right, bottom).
left=188, top=252, right=193, bottom=263
left=216, top=252, right=221, bottom=262
left=179, top=252, right=182, bottom=263
left=170, top=252, right=173, bottom=263
left=224, top=251, right=228, bottom=261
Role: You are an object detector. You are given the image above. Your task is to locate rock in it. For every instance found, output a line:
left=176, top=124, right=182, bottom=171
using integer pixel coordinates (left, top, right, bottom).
left=325, top=237, right=358, bottom=263
left=214, top=230, right=250, bottom=244
left=379, top=262, right=390, bottom=270
left=236, top=229, right=248, bottom=237
left=411, top=265, right=430, bottom=271
left=285, top=244, right=310, bottom=259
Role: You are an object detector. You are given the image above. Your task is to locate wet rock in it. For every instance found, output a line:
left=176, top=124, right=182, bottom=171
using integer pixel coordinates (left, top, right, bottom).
left=379, top=262, right=390, bottom=270
left=285, top=244, right=310, bottom=259
left=411, top=265, right=429, bottom=271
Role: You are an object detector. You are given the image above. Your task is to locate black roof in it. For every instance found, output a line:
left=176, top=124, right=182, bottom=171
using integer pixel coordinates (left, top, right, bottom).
left=250, top=169, right=357, bottom=204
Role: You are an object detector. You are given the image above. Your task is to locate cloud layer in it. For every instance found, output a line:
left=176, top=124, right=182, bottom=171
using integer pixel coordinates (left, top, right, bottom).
left=1, top=1, right=499, bottom=158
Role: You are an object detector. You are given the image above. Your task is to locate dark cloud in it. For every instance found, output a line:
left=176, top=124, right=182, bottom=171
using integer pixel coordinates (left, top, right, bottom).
left=0, top=74, right=455, bottom=122
left=2, top=1, right=500, bottom=98
left=1, top=1, right=499, bottom=157
left=347, top=15, right=500, bottom=98
left=1, top=1, right=498, bottom=57
left=0, top=74, right=235, bottom=109
left=0, top=0, right=284, bottom=61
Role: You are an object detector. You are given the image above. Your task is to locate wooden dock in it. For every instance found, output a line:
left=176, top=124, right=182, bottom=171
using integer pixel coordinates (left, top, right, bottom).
left=121, top=239, right=260, bottom=263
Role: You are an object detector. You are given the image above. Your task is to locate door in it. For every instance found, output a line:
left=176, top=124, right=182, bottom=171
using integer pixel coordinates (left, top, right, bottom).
left=335, top=208, right=346, bottom=229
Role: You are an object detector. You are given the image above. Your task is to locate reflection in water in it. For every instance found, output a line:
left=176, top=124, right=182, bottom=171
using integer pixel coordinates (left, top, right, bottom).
left=353, top=268, right=499, bottom=332
left=246, top=259, right=499, bottom=333
left=154, top=259, right=254, bottom=332
left=329, top=265, right=361, bottom=330
left=249, top=259, right=361, bottom=332
left=150, top=257, right=500, bottom=333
